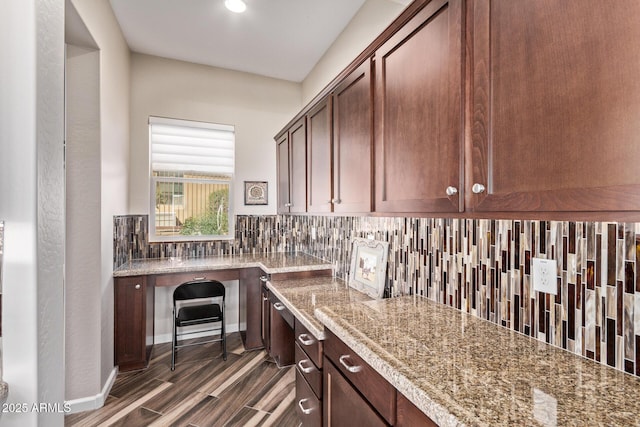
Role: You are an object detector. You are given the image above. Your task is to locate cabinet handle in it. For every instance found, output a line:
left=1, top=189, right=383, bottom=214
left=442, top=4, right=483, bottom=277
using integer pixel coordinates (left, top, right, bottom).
left=135, top=284, right=141, bottom=290
left=445, top=186, right=458, bottom=196
left=298, top=333, right=315, bottom=346
left=193, top=276, right=205, bottom=280
left=331, top=198, right=341, bottom=204
left=260, top=275, right=268, bottom=282
left=262, top=296, right=269, bottom=301
left=472, top=183, right=486, bottom=194
left=273, top=302, right=286, bottom=311
left=298, top=398, right=313, bottom=415
left=298, top=359, right=315, bottom=374
left=284, top=202, right=292, bottom=207
left=339, top=354, right=362, bottom=373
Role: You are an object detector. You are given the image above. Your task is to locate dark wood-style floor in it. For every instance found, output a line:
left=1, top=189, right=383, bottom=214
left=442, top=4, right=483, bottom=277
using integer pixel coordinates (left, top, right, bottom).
left=65, top=333, right=300, bottom=427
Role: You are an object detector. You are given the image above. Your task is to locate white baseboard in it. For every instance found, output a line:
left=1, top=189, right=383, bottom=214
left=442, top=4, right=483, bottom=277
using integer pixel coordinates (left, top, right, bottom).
left=65, top=366, right=117, bottom=414
left=155, top=323, right=240, bottom=344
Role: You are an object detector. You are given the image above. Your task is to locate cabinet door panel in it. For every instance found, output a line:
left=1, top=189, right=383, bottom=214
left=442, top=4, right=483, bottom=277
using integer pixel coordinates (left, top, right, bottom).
left=323, top=358, right=387, bottom=427
left=289, top=118, right=307, bottom=213
left=375, top=0, right=463, bottom=213
left=307, top=96, right=333, bottom=213
left=471, top=0, right=640, bottom=212
left=276, top=133, right=290, bottom=213
left=333, top=60, right=373, bottom=213
left=114, top=276, right=148, bottom=370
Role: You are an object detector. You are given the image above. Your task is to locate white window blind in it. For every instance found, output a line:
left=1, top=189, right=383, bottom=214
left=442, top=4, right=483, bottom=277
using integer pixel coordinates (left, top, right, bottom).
left=150, top=116, right=235, bottom=176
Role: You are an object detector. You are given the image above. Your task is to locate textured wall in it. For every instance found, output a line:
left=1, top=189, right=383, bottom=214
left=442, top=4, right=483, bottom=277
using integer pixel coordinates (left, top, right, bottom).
left=115, top=214, right=640, bottom=378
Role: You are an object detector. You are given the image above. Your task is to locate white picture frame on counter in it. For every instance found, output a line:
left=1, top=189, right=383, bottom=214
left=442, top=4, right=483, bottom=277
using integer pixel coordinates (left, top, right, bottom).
left=348, top=237, right=389, bottom=299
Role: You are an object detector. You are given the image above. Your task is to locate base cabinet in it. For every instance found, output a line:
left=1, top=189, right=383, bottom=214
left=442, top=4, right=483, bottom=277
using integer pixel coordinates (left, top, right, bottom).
left=323, top=358, right=388, bottom=427
left=114, top=276, right=153, bottom=371
left=296, top=368, right=322, bottom=427
left=269, top=292, right=295, bottom=367
left=397, top=393, right=437, bottom=427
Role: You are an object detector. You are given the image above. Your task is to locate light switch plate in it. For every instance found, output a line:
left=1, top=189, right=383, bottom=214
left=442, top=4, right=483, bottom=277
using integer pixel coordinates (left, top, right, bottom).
left=532, top=257, right=557, bottom=295
left=311, top=226, right=316, bottom=240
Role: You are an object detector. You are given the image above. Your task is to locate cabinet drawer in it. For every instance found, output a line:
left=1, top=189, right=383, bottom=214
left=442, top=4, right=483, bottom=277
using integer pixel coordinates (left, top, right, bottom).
left=296, top=368, right=322, bottom=427
left=153, top=269, right=240, bottom=287
left=296, top=342, right=322, bottom=399
left=324, top=329, right=395, bottom=425
left=397, top=392, right=437, bottom=427
left=295, top=320, right=323, bottom=368
left=269, top=292, right=294, bottom=328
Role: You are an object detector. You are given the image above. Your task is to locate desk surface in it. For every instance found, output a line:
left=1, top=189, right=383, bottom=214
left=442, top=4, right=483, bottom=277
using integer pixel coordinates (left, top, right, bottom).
left=113, top=252, right=333, bottom=277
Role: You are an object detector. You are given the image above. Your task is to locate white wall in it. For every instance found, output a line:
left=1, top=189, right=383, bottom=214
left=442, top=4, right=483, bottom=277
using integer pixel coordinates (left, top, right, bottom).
left=128, top=53, right=302, bottom=217
left=67, top=0, right=131, bottom=410
left=0, top=0, right=65, bottom=425
left=302, top=0, right=405, bottom=105
left=65, top=44, right=101, bottom=402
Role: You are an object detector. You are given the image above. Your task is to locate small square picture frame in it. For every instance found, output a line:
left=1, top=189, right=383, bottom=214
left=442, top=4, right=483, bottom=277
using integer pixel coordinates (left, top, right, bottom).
left=348, top=237, right=389, bottom=299
left=244, top=181, right=268, bottom=205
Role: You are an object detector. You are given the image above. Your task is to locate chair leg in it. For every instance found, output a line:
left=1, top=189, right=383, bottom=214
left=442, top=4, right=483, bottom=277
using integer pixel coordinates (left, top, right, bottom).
left=222, top=317, right=227, bottom=361
left=171, top=318, right=177, bottom=371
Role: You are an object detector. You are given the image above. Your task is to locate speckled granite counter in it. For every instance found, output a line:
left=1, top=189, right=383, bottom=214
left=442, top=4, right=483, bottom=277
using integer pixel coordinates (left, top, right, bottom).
left=315, top=296, right=640, bottom=426
left=113, top=252, right=333, bottom=277
left=267, top=276, right=372, bottom=339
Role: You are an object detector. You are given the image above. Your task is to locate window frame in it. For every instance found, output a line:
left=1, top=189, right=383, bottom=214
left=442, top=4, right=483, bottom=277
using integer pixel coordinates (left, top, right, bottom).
left=148, top=116, right=235, bottom=242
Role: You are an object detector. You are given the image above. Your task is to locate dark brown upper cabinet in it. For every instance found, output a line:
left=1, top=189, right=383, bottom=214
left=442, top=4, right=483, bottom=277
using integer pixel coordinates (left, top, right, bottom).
left=277, top=117, right=307, bottom=214
left=469, top=0, right=640, bottom=213
left=332, top=60, right=374, bottom=214
left=375, top=0, right=464, bottom=213
left=306, top=96, right=333, bottom=213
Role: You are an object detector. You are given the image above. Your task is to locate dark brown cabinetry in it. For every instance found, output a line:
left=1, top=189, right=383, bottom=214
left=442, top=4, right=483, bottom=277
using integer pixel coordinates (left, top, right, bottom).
left=469, top=0, right=640, bottom=213
left=295, top=322, right=323, bottom=427
left=114, top=276, right=153, bottom=371
left=239, top=268, right=264, bottom=350
left=306, top=96, right=333, bottom=213
left=396, top=393, right=437, bottom=427
left=261, top=283, right=270, bottom=353
left=269, top=292, right=295, bottom=367
left=324, top=329, right=396, bottom=426
left=375, top=0, right=463, bottom=213
left=332, top=60, right=373, bottom=213
left=277, top=118, right=307, bottom=213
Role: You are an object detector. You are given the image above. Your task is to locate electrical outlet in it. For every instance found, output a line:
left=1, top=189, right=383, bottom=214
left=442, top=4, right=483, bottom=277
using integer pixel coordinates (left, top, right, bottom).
left=532, top=257, right=557, bottom=295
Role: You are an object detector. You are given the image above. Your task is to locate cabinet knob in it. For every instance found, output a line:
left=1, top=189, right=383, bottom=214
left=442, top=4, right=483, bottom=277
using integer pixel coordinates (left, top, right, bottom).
left=445, top=186, right=458, bottom=196
left=135, top=284, right=141, bottom=290
left=273, top=302, right=286, bottom=311
left=284, top=202, right=292, bottom=207
left=472, top=183, right=486, bottom=194
left=259, top=275, right=268, bottom=282
left=331, top=198, right=341, bottom=204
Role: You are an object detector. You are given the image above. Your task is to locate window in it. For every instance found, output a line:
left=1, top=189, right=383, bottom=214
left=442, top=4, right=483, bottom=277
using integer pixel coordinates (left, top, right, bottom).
left=149, top=116, right=235, bottom=241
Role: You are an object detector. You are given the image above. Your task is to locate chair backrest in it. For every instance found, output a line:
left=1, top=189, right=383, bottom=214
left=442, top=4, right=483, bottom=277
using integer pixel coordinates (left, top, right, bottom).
left=173, top=280, right=225, bottom=305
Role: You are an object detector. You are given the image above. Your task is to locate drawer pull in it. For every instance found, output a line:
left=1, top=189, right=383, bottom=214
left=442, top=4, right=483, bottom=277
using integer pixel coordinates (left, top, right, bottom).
left=339, top=355, right=362, bottom=373
left=262, top=296, right=269, bottom=301
left=298, top=398, right=313, bottom=415
left=298, top=359, right=315, bottom=374
left=193, top=276, right=206, bottom=280
left=135, top=284, right=141, bottom=290
left=298, top=333, right=315, bottom=346
left=273, top=302, right=286, bottom=311
left=260, top=275, right=268, bottom=282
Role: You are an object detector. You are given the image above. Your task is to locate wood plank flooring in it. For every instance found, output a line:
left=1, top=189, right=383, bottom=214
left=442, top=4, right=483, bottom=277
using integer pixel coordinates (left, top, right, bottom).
left=65, top=333, right=300, bottom=427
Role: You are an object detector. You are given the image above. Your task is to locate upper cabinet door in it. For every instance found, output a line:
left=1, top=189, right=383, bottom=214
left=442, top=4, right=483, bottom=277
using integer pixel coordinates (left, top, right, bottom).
left=307, top=96, right=333, bottom=213
left=333, top=60, right=373, bottom=213
left=276, top=133, right=290, bottom=213
left=470, top=0, right=640, bottom=212
left=375, top=0, right=463, bottom=213
left=289, top=117, right=307, bottom=213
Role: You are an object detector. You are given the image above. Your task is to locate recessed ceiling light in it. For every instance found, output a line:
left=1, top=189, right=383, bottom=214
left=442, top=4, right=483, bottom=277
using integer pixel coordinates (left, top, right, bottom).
left=225, top=0, right=246, bottom=13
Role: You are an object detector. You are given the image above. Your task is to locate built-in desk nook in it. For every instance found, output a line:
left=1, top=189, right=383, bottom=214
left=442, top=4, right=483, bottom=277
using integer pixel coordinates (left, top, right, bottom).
left=112, top=253, right=332, bottom=371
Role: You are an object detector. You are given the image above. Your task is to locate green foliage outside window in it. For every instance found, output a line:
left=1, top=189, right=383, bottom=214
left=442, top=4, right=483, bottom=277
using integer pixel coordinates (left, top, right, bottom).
left=180, top=188, right=229, bottom=236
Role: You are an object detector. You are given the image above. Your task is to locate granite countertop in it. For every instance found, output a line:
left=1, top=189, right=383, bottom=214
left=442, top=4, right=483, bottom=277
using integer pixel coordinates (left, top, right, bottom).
left=315, top=296, right=640, bottom=427
left=113, top=252, right=333, bottom=277
left=267, top=276, right=373, bottom=339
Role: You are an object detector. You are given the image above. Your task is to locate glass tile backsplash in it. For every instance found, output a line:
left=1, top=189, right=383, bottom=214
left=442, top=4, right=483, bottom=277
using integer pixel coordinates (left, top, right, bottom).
left=114, top=214, right=640, bottom=378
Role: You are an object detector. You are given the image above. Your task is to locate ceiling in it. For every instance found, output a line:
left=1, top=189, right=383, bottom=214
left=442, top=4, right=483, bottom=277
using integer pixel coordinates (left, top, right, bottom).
left=108, top=0, right=409, bottom=82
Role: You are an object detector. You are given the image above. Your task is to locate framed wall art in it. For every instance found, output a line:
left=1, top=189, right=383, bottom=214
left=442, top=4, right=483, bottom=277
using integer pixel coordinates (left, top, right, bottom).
left=348, top=237, right=389, bottom=299
left=244, top=181, right=268, bottom=205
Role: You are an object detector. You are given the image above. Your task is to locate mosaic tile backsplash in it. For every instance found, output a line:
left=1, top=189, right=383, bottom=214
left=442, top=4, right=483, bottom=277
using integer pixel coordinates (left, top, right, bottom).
left=114, top=214, right=640, bottom=378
